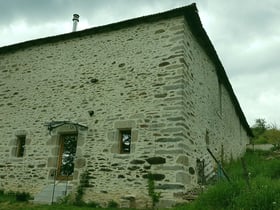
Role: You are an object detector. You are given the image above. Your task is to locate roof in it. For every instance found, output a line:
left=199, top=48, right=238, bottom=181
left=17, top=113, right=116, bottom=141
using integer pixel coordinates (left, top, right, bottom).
left=0, top=3, right=253, bottom=136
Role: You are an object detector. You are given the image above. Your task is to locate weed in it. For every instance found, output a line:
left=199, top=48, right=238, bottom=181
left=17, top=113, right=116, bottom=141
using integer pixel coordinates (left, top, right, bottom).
left=233, top=176, right=280, bottom=210
left=15, top=191, right=31, bottom=202
left=107, top=200, right=119, bottom=208
left=147, top=173, right=161, bottom=208
left=87, top=201, right=101, bottom=208
left=74, top=170, right=90, bottom=205
left=58, top=194, right=72, bottom=204
left=181, top=150, right=280, bottom=210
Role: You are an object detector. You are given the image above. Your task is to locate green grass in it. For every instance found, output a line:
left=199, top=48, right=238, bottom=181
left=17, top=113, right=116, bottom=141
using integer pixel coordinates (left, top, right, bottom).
left=0, top=192, right=125, bottom=210
left=0, top=203, right=133, bottom=210
left=175, top=149, right=280, bottom=210
left=0, top=203, right=115, bottom=210
left=1, top=149, right=280, bottom=210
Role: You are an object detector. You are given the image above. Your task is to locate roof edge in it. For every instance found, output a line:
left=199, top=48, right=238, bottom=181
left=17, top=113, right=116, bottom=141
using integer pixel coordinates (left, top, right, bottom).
left=0, top=3, right=197, bottom=54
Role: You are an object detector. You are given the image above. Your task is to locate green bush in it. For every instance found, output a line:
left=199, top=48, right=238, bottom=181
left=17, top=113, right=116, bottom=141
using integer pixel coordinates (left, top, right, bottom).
left=107, top=200, right=119, bottom=208
left=15, top=191, right=31, bottom=202
left=87, top=201, right=101, bottom=208
left=74, top=170, right=90, bottom=205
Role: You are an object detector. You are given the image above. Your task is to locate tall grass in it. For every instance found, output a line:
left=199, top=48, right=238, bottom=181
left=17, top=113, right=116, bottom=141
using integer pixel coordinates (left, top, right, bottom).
left=177, top=149, right=280, bottom=210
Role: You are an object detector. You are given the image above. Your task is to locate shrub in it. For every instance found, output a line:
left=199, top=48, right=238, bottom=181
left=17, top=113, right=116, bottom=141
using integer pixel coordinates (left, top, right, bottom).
left=73, top=199, right=86, bottom=207
left=74, top=185, right=84, bottom=204
left=15, top=192, right=31, bottom=202
left=107, top=200, right=119, bottom=208
left=75, top=170, right=90, bottom=204
left=57, top=194, right=73, bottom=204
left=87, top=201, right=101, bottom=208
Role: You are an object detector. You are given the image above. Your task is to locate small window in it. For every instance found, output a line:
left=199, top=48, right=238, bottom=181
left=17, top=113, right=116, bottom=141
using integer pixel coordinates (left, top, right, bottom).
left=119, top=130, right=131, bottom=154
left=16, top=136, right=26, bottom=157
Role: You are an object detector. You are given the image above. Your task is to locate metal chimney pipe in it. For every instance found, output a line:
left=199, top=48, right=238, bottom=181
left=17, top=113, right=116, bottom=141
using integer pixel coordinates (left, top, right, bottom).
left=72, top=14, right=79, bottom=32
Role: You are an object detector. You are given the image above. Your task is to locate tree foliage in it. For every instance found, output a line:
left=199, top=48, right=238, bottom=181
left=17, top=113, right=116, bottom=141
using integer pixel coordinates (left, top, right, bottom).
left=251, top=118, right=280, bottom=146
left=264, top=128, right=280, bottom=146
left=252, top=118, right=267, bottom=137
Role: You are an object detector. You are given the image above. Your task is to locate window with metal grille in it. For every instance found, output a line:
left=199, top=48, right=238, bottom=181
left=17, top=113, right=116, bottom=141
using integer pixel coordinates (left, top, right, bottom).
left=119, top=130, right=131, bottom=154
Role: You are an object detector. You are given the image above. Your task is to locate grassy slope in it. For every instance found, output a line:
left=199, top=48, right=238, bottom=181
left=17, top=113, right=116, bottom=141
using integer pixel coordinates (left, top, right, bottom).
left=177, top=149, right=280, bottom=210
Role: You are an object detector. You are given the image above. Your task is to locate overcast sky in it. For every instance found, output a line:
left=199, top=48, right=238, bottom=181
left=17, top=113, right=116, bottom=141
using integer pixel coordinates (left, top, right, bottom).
left=1, top=0, right=279, bottom=127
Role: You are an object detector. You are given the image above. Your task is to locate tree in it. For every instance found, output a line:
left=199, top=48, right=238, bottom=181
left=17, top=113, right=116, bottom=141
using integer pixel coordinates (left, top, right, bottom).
left=264, top=128, right=280, bottom=147
left=251, top=119, right=280, bottom=146
left=251, top=119, right=268, bottom=144
left=251, top=118, right=267, bottom=137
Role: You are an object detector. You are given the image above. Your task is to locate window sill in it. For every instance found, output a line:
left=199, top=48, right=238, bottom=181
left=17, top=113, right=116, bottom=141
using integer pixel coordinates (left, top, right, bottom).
left=113, top=154, right=130, bottom=159
left=8, top=157, right=25, bottom=162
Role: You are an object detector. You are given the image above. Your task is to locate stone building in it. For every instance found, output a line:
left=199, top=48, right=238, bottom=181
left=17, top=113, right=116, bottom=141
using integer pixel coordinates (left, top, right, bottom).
left=0, top=3, right=252, bottom=208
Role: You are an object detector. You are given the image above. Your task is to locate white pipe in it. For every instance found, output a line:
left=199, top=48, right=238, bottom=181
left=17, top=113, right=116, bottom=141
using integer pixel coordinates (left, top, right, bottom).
left=72, top=14, right=79, bottom=32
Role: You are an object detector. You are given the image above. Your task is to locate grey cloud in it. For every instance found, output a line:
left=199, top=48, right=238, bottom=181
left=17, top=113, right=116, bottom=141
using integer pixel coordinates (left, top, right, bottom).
left=195, top=0, right=280, bottom=80
left=219, top=38, right=280, bottom=78
left=232, top=71, right=280, bottom=125
left=0, top=0, right=65, bottom=24
left=0, top=0, right=190, bottom=27
left=197, top=0, right=280, bottom=49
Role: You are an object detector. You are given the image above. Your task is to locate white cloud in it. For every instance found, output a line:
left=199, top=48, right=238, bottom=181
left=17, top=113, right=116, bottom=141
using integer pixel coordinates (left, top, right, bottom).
left=0, top=20, right=74, bottom=47
left=232, top=71, right=280, bottom=126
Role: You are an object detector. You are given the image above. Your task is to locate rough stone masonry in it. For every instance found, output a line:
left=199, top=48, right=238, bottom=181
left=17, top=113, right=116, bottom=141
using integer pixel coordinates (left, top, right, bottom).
left=0, top=4, right=252, bottom=208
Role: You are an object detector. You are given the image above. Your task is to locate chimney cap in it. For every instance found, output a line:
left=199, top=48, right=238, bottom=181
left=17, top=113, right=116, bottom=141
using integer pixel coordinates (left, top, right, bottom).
left=72, top=14, right=80, bottom=32
left=73, top=14, right=80, bottom=22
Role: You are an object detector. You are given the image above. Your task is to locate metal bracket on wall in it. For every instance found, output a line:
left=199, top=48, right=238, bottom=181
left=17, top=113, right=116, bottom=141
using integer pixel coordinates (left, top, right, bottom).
left=44, top=121, right=88, bottom=135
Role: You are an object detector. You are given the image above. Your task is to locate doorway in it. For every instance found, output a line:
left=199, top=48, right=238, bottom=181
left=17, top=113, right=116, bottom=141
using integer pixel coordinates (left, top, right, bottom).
left=57, top=133, right=78, bottom=180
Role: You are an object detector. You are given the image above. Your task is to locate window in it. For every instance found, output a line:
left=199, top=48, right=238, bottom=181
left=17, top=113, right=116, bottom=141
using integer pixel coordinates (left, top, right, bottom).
left=16, top=135, right=26, bottom=157
left=119, top=130, right=131, bottom=154
left=57, top=133, right=77, bottom=179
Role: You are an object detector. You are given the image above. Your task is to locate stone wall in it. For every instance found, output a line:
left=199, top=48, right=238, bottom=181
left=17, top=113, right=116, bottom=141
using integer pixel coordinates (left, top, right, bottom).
left=0, top=14, right=250, bottom=208
left=180, top=17, right=250, bottom=180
